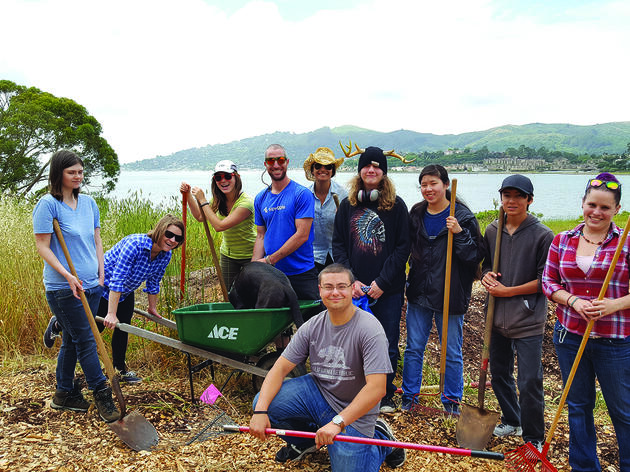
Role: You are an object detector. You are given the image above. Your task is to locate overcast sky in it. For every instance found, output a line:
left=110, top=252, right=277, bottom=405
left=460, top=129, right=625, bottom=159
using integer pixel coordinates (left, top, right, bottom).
left=2, top=0, right=629, bottom=163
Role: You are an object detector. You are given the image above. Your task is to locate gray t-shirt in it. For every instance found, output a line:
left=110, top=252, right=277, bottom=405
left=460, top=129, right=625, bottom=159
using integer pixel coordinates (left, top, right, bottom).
left=282, top=308, right=392, bottom=436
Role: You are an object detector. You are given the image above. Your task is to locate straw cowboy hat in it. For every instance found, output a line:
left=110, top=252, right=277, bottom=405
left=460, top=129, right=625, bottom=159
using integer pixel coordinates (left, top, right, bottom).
left=303, top=147, right=345, bottom=181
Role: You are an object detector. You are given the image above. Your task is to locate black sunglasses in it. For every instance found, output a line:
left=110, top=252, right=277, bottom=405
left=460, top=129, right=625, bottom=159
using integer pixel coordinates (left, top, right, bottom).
left=214, top=172, right=233, bottom=182
left=165, top=230, right=184, bottom=243
left=313, top=163, right=334, bottom=171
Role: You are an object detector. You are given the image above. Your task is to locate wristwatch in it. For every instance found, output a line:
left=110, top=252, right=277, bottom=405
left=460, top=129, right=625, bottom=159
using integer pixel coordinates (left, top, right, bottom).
left=332, top=414, right=346, bottom=430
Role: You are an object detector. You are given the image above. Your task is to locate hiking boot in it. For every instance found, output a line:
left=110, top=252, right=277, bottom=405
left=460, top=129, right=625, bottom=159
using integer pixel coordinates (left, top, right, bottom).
left=493, top=423, right=522, bottom=437
left=51, top=389, right=91, bottom=412
left=120, top=370, right=142, bottom=384
left=43, top=316, right=61, bottom=348
left=93, top=386, right=120, bottom=423
left=375, top=419, right=406, bottom=468
left=379, top=396, right=397, bottom=414
left=274, top=443, right=317, bottom=463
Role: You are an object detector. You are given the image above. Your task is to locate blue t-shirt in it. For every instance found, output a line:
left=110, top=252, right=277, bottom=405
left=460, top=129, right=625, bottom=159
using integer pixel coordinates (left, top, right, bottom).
left=32, top=194, right=101, bottom=291
left=423, top=205, right=451, bottom=238
left=254, top=180, right=315, bottom=276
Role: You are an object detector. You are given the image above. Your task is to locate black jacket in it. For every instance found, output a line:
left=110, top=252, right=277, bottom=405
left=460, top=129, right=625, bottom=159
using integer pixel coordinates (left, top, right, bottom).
left=406, top=202, right=482, bottom=315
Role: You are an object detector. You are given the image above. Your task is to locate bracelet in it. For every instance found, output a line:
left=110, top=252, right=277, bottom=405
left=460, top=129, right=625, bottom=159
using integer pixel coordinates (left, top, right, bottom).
left=265, top=255, right=274, bottom=265
left=566, top=295, right=574, bottom=307
left=252, top=410, right=268, bottom=415
left=199, top=202, right=209, bottom=208
left=569, top=296, right=579, bottom=309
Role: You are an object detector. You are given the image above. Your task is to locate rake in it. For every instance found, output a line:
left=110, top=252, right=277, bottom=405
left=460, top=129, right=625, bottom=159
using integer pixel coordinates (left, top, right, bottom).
left=504, top=213, right=630, bottom=472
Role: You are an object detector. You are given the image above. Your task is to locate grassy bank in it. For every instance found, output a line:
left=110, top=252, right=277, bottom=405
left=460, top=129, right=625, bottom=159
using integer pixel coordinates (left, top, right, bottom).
left=1, top=194, right=628, bottom=356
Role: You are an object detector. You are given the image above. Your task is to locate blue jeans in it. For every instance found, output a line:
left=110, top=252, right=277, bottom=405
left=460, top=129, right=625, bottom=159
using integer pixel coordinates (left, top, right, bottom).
left=253, top=374, right=390, bottom=471
left=369, top=291, right=404, bottom=398
left=554, top=321, right=630, bottom=472
left=490, top=331, right=544, bottom=443
left=401, top=302, right=464, bottom=409
left=46, top=287, right=107, bottom=392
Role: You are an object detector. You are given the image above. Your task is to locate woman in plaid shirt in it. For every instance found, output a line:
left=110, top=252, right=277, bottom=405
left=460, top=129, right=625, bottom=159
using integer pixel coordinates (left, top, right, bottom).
left=542, top=172, right=630, bottom=472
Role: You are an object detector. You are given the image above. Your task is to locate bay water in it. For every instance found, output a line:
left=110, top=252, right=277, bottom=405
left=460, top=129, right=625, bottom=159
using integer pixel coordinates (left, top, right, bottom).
left=100, top=170, right=630, bottom=220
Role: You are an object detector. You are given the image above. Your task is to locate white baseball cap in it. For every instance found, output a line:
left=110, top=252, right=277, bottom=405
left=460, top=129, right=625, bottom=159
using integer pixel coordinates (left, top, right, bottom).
left=214, top=160, right=238, bottom=174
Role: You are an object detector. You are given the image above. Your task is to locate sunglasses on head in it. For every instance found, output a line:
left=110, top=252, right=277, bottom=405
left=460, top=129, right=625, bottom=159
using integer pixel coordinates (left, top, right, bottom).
left=313, top=163, right=334, bottom=171
left=214, top=172, right=233, bottom=182
left=265, top=156, right=287, bottom=165
left=164, top=230, right=184, bottom=243
left=589, top=179, right=620, bottom=190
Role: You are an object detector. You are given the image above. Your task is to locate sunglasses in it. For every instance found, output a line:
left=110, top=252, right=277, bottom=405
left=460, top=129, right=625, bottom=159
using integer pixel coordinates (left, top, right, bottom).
left=214, top=172, right=233, bottom=182
left=164, top=230, right=184, bottom=243
left=589, top=179, right=620, bottom=190
left=265, top=156, right=287, bottom=165
left=313, top=163, right=334, bottom=171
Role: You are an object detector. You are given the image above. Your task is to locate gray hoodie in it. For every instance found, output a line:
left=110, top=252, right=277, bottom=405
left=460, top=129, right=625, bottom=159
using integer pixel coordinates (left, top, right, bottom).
left=482, top=214, right=554, bottom=338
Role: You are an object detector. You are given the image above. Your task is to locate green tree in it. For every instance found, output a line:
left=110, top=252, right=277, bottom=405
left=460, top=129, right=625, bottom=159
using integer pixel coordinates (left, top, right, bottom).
left=0, top=80, right=119, bottom=196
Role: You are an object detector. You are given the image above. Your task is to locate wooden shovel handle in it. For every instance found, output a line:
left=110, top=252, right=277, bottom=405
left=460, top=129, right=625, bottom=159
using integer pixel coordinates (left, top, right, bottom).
left=195, top=196, right=229, bottom=301
left=180, top=191, right=187, bottom=301
left=478, top=207, right=505, bottom=409
left=52, top=219, right=126, bottom=417
left=440, top=179, right=457, bottom=395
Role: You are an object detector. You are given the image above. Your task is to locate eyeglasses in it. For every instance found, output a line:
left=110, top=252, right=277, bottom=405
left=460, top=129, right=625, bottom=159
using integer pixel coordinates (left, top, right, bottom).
left=313, top=163, right=334, bottom=171
left=320, top=283, right=352, bottom=292
left=265, top=156, right=287, bottom=165
left=214, top=172, right=233, bottom=182
left=164, top=230, right=184, bottom=243
left=589, top=179, right=620, bottom=190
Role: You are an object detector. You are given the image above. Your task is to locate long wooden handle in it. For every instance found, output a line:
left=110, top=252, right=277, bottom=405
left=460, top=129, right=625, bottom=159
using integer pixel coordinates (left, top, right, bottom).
left=180, top=191, right=188, bottom=301
left=52, top=219, right=126, bottom=417
left=542, top=214, right=630, bottom=455
left=478, top=207, right=505, bottom=409
left=196, top=196, right=229, bottom=301
left=439, top=179, right=457, bottom=396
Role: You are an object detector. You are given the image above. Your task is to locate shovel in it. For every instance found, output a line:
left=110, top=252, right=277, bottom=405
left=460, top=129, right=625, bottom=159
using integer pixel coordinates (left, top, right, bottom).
left=52, top=219, right=159, bottom=451
left=456, top=207, right=504, bottom=449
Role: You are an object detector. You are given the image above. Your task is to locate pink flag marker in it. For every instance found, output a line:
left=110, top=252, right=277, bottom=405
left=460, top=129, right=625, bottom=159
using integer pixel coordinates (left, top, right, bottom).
left=200, top=384, right=223, bottom=405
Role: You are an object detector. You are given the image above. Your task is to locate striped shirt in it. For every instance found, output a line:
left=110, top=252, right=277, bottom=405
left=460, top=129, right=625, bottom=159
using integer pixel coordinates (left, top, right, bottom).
left=542, top=222, right=630, bottom=339
left=102, top=233, right=172, bottom=301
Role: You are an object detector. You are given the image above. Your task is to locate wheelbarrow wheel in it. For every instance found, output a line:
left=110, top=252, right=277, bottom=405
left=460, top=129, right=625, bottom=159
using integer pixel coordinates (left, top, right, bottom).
left=252, top=351, right=307, bottom=392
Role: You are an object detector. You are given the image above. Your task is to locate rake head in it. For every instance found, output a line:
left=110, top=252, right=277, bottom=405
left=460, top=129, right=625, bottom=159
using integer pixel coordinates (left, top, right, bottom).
left=504, top=442, right=557, bottom=472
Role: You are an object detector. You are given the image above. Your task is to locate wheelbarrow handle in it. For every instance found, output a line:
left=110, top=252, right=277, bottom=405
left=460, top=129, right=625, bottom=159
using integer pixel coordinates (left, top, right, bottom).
left=224, top=425, right=504, bottom=461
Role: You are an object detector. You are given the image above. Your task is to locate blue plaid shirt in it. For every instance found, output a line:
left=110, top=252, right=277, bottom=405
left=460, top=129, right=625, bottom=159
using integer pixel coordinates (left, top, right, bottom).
left=102, top=233, right=172, bottom=301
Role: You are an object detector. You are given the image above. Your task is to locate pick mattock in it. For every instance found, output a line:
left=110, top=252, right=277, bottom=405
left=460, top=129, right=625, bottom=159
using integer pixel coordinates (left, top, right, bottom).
left=456, top=207, right=504, bottom=449
left=505, top=213, right=630, bottom=471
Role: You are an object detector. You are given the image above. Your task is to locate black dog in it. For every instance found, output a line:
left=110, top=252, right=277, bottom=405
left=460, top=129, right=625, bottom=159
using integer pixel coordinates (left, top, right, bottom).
left=228, top=262, right=304, bottom=327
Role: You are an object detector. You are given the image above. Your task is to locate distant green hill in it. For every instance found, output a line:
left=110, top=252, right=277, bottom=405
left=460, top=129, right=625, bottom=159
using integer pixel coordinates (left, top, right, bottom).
left=123, top=122, right=630, bottom=171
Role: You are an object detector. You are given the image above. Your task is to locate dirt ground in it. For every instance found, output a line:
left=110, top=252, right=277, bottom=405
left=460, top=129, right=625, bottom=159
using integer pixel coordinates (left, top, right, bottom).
left=0, top=282, right=621, bottom=471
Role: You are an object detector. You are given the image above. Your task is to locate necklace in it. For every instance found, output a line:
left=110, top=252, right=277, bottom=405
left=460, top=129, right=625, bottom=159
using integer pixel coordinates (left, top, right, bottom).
left=580, top=230, right=605, bottom=245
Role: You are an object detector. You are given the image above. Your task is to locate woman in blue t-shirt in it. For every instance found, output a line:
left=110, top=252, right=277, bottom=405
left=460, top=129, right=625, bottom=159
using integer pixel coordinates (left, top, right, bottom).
left=33, top=150, right=119, bottom=423
left=403, top=164, right=482, bottom=413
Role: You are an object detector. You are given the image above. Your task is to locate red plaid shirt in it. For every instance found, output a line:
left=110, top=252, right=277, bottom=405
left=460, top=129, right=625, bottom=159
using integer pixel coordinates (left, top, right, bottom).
left=542, top=222, right=630, bottom=339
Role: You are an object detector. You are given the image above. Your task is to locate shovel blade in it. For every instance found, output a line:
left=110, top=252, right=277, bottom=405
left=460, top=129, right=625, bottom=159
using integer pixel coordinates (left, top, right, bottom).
left=108, top=410, right=159, bottom=451
left=456, top=403, right=500, bottom=450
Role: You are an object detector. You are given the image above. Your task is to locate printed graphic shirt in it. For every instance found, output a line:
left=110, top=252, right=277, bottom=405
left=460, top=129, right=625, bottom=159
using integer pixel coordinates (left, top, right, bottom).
left=282, top=308, right=391, bottom=436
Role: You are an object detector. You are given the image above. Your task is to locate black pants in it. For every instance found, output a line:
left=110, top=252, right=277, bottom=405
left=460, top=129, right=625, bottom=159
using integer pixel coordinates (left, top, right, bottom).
left=96, top=292, right=134, bottom=372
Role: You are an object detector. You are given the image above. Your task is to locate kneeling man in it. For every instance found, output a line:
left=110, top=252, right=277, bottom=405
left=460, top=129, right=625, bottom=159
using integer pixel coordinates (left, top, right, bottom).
left=249, top=263, right=406, bottom=470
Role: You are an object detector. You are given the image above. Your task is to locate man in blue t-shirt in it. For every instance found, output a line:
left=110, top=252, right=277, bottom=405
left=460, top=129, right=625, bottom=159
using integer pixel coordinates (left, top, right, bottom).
left=253, top=144, right=318, bottom=300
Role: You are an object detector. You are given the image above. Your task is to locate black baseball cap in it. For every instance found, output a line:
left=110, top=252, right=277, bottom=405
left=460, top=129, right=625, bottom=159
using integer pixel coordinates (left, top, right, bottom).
left=499, top=174, right=534, bottom=197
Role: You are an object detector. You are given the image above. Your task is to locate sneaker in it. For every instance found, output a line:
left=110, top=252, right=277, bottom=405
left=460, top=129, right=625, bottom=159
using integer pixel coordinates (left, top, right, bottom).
left=43, top=316, right=61, bottom=348
left=51, top=389, right=91, bottom=412
left=401, top=399, right=412, bottom=412
left=493, top=423, right=522, bottom=437
left=379, top=396, right=397, bottom=414
left=531, top=441, right=544, bottom=453
left=274, top=443, right=317, bottom=463
left=375, top=419, right=406, bottom=468
left=120, top=370, right=142, bottom=384
left=443, top=403, right=460, bottom=415
left=93, top=386, right=120, bottom=423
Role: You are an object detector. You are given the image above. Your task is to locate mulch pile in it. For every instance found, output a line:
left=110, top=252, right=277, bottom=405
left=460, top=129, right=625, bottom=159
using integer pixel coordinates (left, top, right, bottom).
left=0, top=284, right=621, bottom=471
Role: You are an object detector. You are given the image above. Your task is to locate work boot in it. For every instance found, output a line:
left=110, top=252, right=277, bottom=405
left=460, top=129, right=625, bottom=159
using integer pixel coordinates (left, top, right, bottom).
left=93, top=386, right=120, bottom=423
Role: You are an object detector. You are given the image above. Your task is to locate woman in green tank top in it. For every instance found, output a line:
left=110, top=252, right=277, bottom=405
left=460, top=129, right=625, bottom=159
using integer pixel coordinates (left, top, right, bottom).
left=180, top=160, right=256, bottom=290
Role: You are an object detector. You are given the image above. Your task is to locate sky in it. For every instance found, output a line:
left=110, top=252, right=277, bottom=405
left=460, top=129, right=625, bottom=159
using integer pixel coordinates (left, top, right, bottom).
left=2, top=0, right=629, bottom=163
